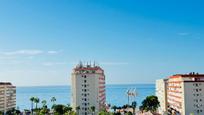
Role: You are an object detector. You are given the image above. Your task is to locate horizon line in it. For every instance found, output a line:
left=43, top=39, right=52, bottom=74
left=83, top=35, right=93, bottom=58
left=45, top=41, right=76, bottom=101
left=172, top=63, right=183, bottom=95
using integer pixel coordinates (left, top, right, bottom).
left=16, top=83, right=155, bottom=87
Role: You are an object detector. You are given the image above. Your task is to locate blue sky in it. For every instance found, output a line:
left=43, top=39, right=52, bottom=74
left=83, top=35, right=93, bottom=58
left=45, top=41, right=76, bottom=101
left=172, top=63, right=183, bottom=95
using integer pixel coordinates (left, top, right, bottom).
left=0, top=0, right=204, bottom=86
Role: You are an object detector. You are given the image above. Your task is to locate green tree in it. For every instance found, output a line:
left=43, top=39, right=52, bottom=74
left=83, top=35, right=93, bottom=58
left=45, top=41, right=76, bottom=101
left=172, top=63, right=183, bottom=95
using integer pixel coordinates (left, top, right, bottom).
left=52, top=104, right=65, bottom=114
left=51, top=97, right=56, bottom=104
left=139, top=95, right=160, bottom=114
left=111, top=105, right=117, bottom=113
left=30, top=97, right=35, bottom=114
left=51, top=97, right=57, bottom=109
left=90, top=106, right=95, bottom=115
left=15, top=109, right=21, bottom=115
left=41, top=100, right=47, bottom=108
left=126, top=111, right=133, bottom=115
left=99, top=111, right=112, bottom=115
left=75, top=106, right=80, bottom=115
left=39, top=108, right=49, bottom=115
left=65, top=104, right=73, bottom=114
left=34, top=97, right=40, bottom=109
left=131, top=101, right=137, bottom=115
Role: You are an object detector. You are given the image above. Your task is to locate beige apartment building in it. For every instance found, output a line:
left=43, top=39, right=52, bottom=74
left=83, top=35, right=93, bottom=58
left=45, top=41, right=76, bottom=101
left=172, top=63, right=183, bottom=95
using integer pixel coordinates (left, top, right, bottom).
left=156, top=73, right=204, bottom=115
left=71, top=63, right=106, bottom=115
left=0, top=82, right=16, bottom=113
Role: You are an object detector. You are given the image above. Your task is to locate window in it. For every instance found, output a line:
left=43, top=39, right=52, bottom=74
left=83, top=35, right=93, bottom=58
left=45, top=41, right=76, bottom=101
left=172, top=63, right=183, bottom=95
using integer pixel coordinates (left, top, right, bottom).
left=84, top=80, right=87, bottom=83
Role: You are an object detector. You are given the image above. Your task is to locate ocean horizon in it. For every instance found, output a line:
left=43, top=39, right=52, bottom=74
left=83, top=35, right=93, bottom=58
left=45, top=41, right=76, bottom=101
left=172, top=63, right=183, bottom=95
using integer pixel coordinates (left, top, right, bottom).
left=16, top=84, right=155, bottom=110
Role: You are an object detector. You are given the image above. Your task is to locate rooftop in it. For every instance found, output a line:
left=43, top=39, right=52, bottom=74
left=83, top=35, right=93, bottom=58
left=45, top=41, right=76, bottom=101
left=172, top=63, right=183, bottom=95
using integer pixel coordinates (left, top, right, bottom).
left=170, top=72, right=204, bottom=78
left=0, top=82, right=12, bottom=85
left=73, top=61, right=104, bottom=72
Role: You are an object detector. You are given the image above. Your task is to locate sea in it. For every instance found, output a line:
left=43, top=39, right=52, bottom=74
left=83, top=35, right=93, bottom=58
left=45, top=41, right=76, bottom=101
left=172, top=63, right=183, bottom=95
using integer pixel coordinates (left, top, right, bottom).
left=16, top=84, right=155, bottom=110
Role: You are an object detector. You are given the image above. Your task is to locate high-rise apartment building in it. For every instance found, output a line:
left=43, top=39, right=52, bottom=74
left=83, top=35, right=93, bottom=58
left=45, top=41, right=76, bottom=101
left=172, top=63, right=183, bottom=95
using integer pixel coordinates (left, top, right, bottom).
left=71, top=62, right=106, bottom=115
left=0, top=82, right=16, bottom=113
left=167, top=73, right=204, bottom=115
left=156, top=73, right=204, bottom=115
left=156, top=79, right=168, bottom=114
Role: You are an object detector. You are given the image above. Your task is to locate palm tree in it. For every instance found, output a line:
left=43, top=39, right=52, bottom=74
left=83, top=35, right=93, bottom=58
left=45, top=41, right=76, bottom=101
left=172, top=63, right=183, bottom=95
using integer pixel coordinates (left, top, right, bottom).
left=41, top=100, right=47, bottom=108
left=131, top=101, right=137, bottom=115
left=34, top=97, right=40, bottom=109
left=90, top=106, right=95, bottom=115
left=30, top=97, right=35, bottom=114
left=76, top=106, right=80, bottom=115
left=111, top=105, right=117, bottom=113
left=51, top=97, right=56, bottom=108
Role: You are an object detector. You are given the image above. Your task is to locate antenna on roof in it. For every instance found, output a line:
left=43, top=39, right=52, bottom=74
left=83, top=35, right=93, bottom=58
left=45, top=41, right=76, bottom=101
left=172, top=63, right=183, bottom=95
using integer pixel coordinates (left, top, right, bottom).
left=93, top=61, right=96, bottom=67
left=79, top=61, right=83, bottom=68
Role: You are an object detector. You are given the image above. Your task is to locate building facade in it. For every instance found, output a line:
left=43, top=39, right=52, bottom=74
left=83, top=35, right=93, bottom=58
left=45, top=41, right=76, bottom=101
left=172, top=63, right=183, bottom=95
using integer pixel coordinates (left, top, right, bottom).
left=157, top=73, right=204, bottom=115
left=167, top=73, right=204, bottom=115
left=71, top=63, right=106, bottom=115
left=0, top=82, right=16, bottom=113
left=156, top=79, right=168, bottom=114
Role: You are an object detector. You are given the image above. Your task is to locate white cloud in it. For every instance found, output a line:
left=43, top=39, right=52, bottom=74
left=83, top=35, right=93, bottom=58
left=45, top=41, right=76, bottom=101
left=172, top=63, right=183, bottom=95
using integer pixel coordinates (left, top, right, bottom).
left=47, top=50, right=59, bottom=54
left=0, top=50, right=44, bottom=56
left=42, top=62, right=67, bottom=66
left=0, top=49, right=62, bottom=57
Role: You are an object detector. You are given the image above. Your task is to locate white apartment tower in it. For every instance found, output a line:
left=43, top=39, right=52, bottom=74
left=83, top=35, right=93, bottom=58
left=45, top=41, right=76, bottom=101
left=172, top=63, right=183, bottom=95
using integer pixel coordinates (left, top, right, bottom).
left=71, top=62, right=106, bottom=115
left=156, top=79, right=168, bottom=114
left=167, top=73, right=204, bottom=115
left=0, top=82, right=16, bottom=113
left=156, top=73, right=204, bottom=115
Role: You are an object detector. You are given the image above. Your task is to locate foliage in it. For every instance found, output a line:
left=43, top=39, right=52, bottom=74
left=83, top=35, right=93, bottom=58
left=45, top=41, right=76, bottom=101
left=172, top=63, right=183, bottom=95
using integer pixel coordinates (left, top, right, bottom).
left=39, top=108, right=49, bottom=115
left=139, top=95, right=160, bottom=114
left=99, top=111, right=112, bottom=115
left=131, top=101, right=137, bottom=114
left=34, top=97, right=40, bottom=109
left=30, top=96, right=35, bottom=114
left=113, top=112, right=121, bottom=115
left=111, top=105, right=117, bottom=112
left=126, top=111, right=133, bottom=115
left=90, top=106, right=95, bottom=114
left=51, top=97, right=56, bottom=104
left=52, top=104, right=65, bottom=114
left=41, top=100, right=47, bottom=107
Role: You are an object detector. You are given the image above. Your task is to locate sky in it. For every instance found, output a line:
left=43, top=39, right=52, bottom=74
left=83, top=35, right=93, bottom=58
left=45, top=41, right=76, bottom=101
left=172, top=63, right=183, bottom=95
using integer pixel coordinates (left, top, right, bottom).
left=0, top=0, right=204, bottom=86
